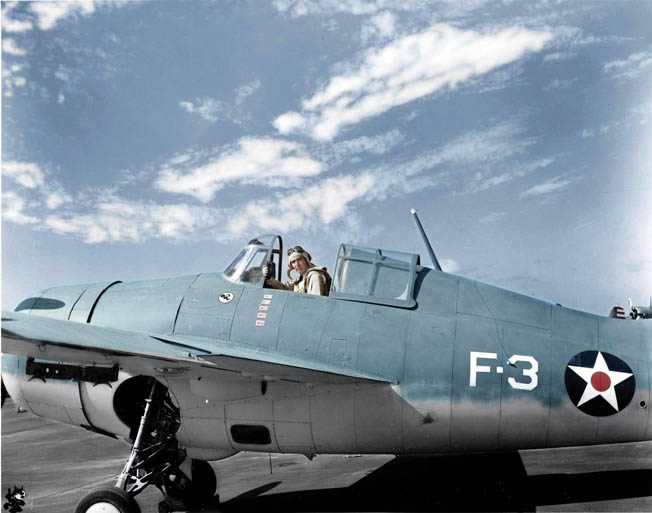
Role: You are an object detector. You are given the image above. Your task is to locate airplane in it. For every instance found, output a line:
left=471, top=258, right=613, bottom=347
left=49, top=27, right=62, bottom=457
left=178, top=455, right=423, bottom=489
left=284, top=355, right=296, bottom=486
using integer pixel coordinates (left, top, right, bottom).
left=1, top=210, right=651, bottom=513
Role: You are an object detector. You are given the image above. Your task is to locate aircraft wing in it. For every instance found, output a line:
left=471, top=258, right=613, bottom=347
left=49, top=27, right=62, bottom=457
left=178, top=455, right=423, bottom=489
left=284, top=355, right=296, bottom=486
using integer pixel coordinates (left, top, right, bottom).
left=1, top=311, right=391, bottom=385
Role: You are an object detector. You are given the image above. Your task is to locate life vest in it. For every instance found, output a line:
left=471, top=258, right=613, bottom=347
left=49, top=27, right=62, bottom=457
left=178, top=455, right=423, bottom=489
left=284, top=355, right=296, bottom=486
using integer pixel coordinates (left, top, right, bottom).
left=295, top=266, right=332, bottom=295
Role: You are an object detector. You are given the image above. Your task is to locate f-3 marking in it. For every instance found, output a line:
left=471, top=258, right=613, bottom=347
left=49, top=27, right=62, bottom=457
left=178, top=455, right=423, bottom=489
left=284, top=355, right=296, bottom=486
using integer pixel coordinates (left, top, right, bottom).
left=469, top=351, right=539, bottom=391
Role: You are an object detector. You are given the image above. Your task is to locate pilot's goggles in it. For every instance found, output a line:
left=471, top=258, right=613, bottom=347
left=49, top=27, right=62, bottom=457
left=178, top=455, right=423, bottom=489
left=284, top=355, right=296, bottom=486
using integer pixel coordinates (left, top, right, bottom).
left=287, top=246, right=312, bottom=265
left=287, top=246, right=305, bottom=256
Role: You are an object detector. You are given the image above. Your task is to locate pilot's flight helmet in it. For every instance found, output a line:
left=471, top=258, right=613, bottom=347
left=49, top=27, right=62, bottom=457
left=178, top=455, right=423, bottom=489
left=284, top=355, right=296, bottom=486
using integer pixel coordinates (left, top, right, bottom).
left=287, top=246, right=312, bottom=279
left=287, top=246, right=312, bottom=264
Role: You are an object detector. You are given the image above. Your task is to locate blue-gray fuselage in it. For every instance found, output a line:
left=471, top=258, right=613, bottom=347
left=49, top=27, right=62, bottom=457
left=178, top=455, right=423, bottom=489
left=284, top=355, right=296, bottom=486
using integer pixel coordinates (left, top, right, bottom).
left=3, top=243, right=651, bottom=458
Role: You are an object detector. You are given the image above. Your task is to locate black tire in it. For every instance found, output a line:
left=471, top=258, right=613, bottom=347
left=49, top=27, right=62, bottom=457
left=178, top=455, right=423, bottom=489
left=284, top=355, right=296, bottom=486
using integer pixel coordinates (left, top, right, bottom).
left=164, top=459, right=217, bottom=510
left=74, top=487, right=141, bottom=513
left=1, top=378, right=9, bottom=407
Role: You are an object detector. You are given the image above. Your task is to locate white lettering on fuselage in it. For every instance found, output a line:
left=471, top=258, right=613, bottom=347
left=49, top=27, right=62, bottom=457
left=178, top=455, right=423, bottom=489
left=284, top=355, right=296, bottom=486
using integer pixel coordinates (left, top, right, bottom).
left=469, top=351, right=539, bottom=391
left=469, top=351, right=497, bottom=386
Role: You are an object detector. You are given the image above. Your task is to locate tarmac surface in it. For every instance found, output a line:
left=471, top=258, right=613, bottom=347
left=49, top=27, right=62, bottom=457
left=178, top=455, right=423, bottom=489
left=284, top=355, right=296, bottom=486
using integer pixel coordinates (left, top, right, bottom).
left=2, top=399, right=652, bottom=512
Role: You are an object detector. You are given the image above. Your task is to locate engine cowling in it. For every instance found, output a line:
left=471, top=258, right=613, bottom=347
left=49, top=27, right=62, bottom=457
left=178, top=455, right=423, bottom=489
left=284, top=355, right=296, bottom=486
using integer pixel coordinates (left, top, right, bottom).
left=2, top=355, right=132, bottom=438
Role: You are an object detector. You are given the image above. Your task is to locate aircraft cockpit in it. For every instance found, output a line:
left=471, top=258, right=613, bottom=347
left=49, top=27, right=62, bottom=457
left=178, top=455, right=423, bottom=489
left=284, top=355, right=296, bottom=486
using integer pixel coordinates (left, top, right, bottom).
left=224, top=235, right=421, bottom=308
left=223, top=235, right=283, bottom=287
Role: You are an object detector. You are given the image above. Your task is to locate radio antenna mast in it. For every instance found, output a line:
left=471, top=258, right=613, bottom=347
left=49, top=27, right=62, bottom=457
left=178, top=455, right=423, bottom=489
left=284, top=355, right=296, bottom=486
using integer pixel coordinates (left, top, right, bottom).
left=411, top=209, right=442, bottom=271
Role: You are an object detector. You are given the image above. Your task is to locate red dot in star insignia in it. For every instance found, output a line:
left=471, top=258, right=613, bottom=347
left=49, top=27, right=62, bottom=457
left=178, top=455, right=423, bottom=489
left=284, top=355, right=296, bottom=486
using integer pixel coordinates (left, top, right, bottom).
left=591, top=371, right=611, bottom=392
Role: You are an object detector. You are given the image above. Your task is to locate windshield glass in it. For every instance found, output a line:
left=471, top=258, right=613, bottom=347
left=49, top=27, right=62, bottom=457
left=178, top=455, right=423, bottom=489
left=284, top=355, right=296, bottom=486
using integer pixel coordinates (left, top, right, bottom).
left=224, top=236, right=277, bottom=286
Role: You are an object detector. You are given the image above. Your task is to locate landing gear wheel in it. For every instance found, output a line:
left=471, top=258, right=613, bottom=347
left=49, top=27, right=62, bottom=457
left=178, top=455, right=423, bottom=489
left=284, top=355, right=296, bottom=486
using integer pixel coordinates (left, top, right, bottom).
left=74, top=487, right=141, bottom=513
left=163, top=459, right=217, bottom=511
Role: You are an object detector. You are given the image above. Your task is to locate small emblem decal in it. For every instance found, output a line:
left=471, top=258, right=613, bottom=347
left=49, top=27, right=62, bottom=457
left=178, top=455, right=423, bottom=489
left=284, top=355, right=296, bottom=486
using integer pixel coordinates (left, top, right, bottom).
left=4, top=486, right=26, bottom=513
left=218, top=292, right=234, bottom=304
left=565, top=350, right=636, bottom=416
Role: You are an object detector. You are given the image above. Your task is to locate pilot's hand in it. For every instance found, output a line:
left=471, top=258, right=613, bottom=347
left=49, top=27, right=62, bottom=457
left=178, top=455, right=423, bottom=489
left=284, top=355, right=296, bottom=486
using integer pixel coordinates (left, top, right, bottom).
left=262, top=264, right=270, bottom=278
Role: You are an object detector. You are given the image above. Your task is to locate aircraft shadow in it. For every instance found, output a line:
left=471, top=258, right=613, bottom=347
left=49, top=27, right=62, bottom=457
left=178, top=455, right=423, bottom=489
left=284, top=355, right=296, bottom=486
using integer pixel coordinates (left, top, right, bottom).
left=219, top=452, right=652, bottom=512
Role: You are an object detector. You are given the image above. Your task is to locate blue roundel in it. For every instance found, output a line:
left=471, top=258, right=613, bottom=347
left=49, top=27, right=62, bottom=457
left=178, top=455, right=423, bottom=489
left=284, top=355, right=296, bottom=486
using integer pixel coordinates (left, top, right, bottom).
left=565, top=350, right=635, bottom=417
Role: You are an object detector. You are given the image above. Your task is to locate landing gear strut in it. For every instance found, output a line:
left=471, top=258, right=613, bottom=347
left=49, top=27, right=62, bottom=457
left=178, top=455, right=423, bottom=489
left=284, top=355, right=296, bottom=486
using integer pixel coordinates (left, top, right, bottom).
left=74, top=378, right=217, bottom=513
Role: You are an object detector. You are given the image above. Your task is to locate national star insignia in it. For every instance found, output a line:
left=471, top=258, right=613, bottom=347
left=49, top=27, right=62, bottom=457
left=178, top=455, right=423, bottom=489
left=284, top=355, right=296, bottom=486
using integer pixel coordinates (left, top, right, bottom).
left=568, top=351, right=634, bottom=412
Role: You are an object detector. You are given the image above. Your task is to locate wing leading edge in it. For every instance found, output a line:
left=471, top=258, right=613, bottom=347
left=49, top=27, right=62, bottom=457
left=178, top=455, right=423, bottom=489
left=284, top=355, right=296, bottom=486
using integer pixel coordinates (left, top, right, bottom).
left=1, top=311, right=391, bottom=385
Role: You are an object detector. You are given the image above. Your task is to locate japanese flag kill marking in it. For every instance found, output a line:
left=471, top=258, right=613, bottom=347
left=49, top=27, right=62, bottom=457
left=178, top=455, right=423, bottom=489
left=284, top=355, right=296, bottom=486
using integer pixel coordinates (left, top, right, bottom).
left=565, top=351, right=635, bottom=416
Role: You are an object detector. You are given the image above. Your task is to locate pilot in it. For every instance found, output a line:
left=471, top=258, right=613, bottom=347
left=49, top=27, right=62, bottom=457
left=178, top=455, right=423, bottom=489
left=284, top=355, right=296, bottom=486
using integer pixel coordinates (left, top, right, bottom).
left=264, top=246, right=331, bottom=296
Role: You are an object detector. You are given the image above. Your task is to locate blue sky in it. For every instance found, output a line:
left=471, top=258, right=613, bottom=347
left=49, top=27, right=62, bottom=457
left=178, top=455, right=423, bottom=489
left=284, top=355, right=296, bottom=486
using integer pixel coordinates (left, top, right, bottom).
left=2, top=0, right=651, bottom=316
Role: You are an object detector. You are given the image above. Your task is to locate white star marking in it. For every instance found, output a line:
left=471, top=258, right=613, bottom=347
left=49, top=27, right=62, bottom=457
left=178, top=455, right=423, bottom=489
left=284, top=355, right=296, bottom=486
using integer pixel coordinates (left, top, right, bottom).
left=568, top=352, right=633, bottom=412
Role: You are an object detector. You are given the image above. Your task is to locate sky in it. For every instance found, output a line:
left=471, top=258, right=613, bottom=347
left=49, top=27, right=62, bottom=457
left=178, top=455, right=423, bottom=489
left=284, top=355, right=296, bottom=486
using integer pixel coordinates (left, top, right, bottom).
left=1, top=0, right=651, bottom=316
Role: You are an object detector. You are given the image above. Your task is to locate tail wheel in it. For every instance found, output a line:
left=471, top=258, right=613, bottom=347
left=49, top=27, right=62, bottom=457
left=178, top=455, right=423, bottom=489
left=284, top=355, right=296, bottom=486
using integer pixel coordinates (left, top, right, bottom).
left=74, top=487, right=141, bottom=513
left=162, top=459, right=217, bottom=511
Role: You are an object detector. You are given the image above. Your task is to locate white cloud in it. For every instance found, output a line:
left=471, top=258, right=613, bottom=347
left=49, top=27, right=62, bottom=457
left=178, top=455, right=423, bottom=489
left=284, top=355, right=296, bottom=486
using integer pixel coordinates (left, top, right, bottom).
left=156, top=137, right=324, bottom=202
left=180, top=80, right=261, bottom=125
left=520, top=176, right=573, bottom=199
left=467, top=172, right=512, bottom=192
left=273, top=0, right=444, bottom=18
left=227, top=120, right=541, bottom=236
left=361, top=11, right=396, bottom=42
left=273, top=0, right=383, bottom=18
left=2, top=161, right=45, bottom=189
left=29, top=1, right=97, bottom=31
left=0, top=163, right=225, bottom=243
left=2, top=160, right=73, bottom=218
left=2, top=191, right=39, bottom=224
left=328, top=128, right=405, bottom=158
left=44, top=200, right=219, bottom=244
left=275, top=24, right=552, bottom=140
left=227, top=172, right=377, bottom=234
left=603, top=49, right=652, bottom=81
left=1, top=1, right=131, bottom=34
left=543, top=51, right=574, bottom=63
left=2, top=120, right=545, bottom=244
left=179, top=97, right=223, bottom=123
left=309, top=128, right=407, bottom=168
left=234, top=79, right=261, bottom=104
left=464, top=157, right=554, bottom=194
left=54, top=68, right=71, bottom=82
left=2, top=1, right=131, bottom=97
left=543, top=77, right=578, bottom=91
left=1, top=2, right=33, bottom=32
left=429, top=121, right=535, bottom=169
left=479, top=211, right=507, bottom=223
left=45, top=190, right=71, bottom=209
left=340, top=121, right=551, bottom=201
left=273, top=111, right=306, bottom=134
left=223, top=122, right=536, bottom=234
left=2, top=38, right=28, bottom=56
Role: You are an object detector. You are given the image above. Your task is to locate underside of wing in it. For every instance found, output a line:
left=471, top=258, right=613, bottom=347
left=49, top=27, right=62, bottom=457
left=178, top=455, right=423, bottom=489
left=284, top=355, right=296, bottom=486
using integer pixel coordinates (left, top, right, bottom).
left=1, top=311, right=391, bottom=385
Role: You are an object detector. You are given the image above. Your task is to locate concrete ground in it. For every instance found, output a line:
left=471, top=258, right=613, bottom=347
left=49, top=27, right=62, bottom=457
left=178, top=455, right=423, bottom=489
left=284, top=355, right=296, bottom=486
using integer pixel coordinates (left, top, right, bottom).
left=2, top=399, right=651, bottom=512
